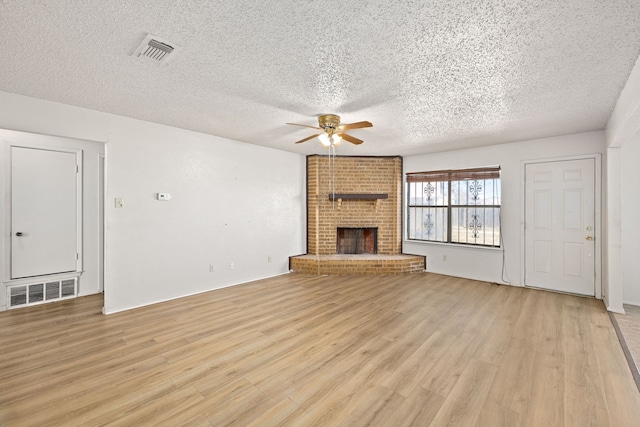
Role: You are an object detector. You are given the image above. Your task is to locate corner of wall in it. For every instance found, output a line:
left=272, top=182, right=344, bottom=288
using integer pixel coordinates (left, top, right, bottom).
left=607, top=54, right=640, bottom=148
left=606, top=53, right=640, bottom=309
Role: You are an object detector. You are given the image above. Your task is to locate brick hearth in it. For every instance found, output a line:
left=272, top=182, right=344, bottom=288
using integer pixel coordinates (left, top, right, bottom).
left=289, top=254, right=426, bottom=275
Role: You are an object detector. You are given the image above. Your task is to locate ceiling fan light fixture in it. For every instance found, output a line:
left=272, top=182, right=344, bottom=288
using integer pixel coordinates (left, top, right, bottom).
left=319, top=133, right=331, bottom=147
left=331, top=134, right=342, bottom=145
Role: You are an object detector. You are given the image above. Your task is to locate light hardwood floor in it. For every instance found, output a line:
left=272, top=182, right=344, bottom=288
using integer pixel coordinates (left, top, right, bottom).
left=1, top=273, right=639, bottom=426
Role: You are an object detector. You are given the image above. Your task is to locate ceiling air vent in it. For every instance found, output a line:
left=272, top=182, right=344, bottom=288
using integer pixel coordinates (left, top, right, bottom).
left=133, top=34, right=180, bottom=65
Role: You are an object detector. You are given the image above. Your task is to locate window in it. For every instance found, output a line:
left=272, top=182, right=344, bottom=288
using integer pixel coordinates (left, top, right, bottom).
left=406, top=167, right=501, bottom=247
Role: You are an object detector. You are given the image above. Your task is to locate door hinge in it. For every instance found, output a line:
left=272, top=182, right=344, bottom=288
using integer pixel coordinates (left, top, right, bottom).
left=76, top=253, right=79, bottom=260
left=76, top=165, right=79, bottom=173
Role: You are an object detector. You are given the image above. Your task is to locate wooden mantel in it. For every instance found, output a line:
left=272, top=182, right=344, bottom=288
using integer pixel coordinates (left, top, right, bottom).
left=328, top=193, right=388, bottom=209
left=328, top=193, right=388, bottom=200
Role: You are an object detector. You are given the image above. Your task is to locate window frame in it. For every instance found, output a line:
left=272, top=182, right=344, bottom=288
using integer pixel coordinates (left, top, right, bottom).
left=406, top=166, right=501, bottom=248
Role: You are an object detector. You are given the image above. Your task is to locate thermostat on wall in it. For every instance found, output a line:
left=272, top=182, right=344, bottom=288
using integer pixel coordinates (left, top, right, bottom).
left=157, top=193, right=171, bottom=201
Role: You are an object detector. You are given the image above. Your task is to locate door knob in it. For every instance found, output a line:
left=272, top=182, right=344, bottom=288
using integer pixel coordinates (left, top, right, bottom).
left=15, top=232, right=23, bottom=236
left=585, top=235, right=593, bottom=240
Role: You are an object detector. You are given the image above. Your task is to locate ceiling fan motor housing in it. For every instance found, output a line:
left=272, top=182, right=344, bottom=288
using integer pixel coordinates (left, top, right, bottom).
left=318, top=114, right=341, bottom=130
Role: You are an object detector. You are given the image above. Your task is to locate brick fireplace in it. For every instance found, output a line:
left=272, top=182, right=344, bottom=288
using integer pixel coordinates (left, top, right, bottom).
left=290, top=155, right=425, bottom=275
left=307, top=155, right=402, bottom=255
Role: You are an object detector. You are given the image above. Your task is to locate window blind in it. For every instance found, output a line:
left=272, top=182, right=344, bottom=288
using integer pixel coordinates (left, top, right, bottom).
left=406, top=166, right=500, bottom=183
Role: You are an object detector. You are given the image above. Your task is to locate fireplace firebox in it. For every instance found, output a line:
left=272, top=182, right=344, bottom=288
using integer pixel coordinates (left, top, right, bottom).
left=336, top=227, right=378, bottom=254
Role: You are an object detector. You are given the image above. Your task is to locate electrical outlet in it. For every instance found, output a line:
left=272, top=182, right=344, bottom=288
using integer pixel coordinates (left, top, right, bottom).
left=268, top=256, right=272, bottom=263
left=442, top=254, right=447, bottom=261
left=229, top=262, right=234, bottom=270
left=115, top=197, right=124, bottom=208
left=209, top=265, right=215, bottom=273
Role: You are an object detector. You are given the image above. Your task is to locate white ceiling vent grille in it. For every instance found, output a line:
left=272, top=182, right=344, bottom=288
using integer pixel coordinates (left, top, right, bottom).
left=133, top=34, right=180, bottom=65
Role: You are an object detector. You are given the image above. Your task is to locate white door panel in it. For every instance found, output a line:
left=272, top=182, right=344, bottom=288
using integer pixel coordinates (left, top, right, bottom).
left=11, top=147, right=78, bottom=279
left=525, top=159, right=595, bottom=295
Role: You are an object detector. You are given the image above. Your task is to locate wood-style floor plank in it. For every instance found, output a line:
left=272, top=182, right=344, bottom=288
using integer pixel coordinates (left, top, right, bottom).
left=1, top=272, right=639, bottom=426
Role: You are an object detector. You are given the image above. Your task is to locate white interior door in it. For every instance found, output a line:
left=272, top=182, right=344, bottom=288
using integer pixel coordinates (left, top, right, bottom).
left=11, top=146, right=79, bottom=279
left=525, top=158, right=595, bottom=295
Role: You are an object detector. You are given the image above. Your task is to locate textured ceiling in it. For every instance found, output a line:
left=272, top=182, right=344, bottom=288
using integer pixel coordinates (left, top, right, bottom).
left=1, top=0, right=639, bottom=156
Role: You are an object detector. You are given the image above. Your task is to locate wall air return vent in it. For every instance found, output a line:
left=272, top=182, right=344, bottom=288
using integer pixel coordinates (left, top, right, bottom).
left=133, top=34, right=180, bottom=64
left=8, top=278, right=78, bottom=309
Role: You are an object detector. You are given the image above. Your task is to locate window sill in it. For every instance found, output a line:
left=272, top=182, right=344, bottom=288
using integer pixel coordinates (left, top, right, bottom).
left=403, top=240, right=503, bottom=252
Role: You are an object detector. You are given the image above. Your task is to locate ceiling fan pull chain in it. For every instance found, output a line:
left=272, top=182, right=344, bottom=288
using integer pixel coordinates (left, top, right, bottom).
left=330, top=144, right=335, bottom=210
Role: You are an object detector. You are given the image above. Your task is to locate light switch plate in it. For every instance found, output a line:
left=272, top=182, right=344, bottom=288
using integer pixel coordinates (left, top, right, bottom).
left=157, top=193, right=171, bottom=201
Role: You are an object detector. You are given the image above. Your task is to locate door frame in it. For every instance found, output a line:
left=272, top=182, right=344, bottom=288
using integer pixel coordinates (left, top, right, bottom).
left=520, top=153, right=602, bottom=299
left=99, top=153, right=105, bottom=293
left=3, top=143, right=83, bottom=281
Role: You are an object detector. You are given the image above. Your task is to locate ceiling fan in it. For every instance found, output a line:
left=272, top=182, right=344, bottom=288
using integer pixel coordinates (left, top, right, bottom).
left=287, top=114, right=373, bottom=146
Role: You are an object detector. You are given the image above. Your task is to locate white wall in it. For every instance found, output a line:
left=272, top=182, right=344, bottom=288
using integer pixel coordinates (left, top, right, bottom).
left=607, top=53, right=640, bottom=309
left=0, top=91, right=306, bottom=314
left=105, top=116, right=305, bottom=313
left=621, top=138, right=640, bottom=305
left=404, top=131, right=605, bottom=287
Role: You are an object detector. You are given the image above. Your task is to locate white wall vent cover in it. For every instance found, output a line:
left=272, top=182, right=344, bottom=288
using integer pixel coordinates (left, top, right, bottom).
left=133, top=34, right=180, bottom=64
left=8, top=278, right=78, bottom=309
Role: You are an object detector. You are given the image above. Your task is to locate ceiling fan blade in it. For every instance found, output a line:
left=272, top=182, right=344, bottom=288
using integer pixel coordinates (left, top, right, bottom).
left=340, top=133, right=364, bottom=145
left=338, top=121, right=373, bottom=131
left=294, top=133, right=322, bottom=144
left=287, top=122, right=322, bottom=130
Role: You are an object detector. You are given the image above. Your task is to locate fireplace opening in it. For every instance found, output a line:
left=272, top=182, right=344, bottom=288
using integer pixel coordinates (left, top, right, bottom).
left=336, top=227, right=378, bottom=254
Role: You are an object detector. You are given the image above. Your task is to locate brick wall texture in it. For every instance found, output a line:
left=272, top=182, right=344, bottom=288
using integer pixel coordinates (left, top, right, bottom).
left=307, top=155, right=403, bottom=255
